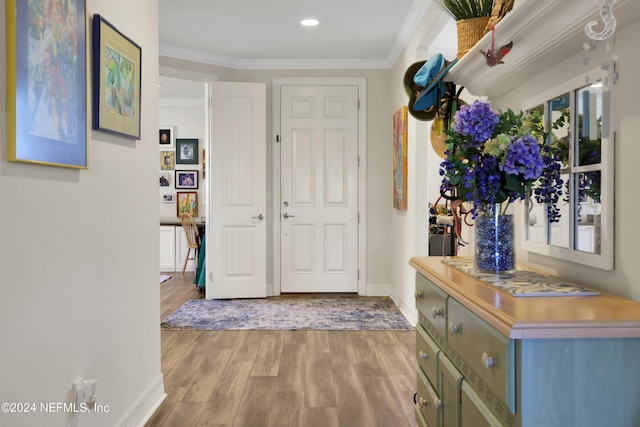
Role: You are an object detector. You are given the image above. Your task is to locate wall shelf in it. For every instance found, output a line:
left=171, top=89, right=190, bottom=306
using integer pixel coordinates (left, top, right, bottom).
left=446, top=0, right=640, bottom=97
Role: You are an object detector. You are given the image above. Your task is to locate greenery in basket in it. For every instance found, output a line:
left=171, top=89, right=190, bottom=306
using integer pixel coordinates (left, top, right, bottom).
left=437, top=0, right=494, bottom=20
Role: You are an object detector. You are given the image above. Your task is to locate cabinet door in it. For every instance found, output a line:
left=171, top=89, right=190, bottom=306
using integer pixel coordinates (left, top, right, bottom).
left=160, top=226, right=176, bottom=271
left=416, top=324, right=440, bottom=386
left=417, top=368, right=440, bottom=427
left=439, top=353, right=462, bottom=427
left=461, top=381, right=504, bottom=427
left=175, top=226, right=196, bottom=272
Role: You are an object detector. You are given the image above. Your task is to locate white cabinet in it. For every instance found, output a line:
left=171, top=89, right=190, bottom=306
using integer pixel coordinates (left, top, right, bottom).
left=160, top=226, right=176, bottom=272
left=159, top=225, right=196, bottom=272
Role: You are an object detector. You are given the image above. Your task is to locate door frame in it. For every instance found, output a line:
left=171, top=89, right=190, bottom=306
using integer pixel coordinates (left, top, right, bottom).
left=271, top=77, right=367, bottom=296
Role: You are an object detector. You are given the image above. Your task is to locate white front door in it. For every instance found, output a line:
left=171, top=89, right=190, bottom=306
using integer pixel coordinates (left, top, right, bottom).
left=208, top=82, right=267, bottom=299
left=279, top=85, right=359, bottom=293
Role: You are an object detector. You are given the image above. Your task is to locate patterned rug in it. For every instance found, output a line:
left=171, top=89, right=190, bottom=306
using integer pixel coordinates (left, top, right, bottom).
left=161, top=297, right=414, bottom=331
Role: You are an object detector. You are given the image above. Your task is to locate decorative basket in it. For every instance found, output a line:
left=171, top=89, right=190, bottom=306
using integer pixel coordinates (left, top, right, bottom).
left=456, top=16, right=490, bottom=59
left=487, top=0, right=515, bottom=29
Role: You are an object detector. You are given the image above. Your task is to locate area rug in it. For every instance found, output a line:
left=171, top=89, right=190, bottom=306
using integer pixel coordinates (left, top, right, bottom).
left=161, top=297, right=413, bottom=331
left=160, top=275, right=172, bottom=284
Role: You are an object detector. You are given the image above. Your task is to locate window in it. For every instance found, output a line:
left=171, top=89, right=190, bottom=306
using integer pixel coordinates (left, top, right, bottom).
left=521, top=67, right=614, bottom=270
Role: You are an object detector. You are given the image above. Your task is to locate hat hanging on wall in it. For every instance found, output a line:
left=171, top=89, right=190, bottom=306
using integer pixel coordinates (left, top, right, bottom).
left=429, top=99, right=468, bottom=159
left=404, top=54, right=458, bottom=121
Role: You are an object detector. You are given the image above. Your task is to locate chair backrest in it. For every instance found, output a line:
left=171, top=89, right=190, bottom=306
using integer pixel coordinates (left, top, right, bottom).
left=180, top=213, right=200, bottom=248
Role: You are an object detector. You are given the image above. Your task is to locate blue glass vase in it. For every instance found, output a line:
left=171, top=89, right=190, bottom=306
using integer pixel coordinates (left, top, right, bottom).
left=474, top=203, right=515, bottom=273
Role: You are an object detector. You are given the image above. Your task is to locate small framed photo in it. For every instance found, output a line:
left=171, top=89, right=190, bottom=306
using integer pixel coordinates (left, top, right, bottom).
left=160, top=150, right=175, bottom=170
left=159, top=173, right=170, bottom=187
left=92, top=14, right=142, bottom=139
left=177, top=192, right=198, bottom=217
left=176, top=139, right=199, bottom=164
left=162, top=193, right=174, bottom=204
left=175, top=170, right=198, bottom=189
left=159, top=126, right=174, bottom=147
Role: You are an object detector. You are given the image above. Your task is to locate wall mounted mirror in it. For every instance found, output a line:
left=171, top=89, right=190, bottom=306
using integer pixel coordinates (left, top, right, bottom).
left=521, top=67, right=614, bottom=270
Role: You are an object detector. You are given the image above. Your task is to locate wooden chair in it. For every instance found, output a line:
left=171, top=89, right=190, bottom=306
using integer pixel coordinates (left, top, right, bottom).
left=180, top=213, right=201, bottom=274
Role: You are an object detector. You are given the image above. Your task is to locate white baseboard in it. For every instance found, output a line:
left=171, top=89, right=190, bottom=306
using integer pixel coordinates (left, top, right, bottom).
left=365, top=283, right=391, bottom=296
left=116, top=372, right=166, bottom=427
left=390, top=292, right=418, bottom=326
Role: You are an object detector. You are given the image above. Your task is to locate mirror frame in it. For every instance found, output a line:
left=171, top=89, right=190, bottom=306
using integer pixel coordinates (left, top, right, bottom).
left=520, top=67, right=615, bottom=270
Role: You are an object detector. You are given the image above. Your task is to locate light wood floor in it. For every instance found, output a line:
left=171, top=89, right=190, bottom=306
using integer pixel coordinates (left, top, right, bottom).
left=146, top=273, right=417, bottom=427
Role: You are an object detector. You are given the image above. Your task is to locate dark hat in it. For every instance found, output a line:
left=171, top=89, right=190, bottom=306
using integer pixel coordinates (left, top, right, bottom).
left=403, top=60, right=426, bottom=98
left=404, top=54, right=458, bottom=121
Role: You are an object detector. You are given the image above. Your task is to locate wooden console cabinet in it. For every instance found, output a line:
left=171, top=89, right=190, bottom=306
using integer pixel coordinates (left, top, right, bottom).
left=411, top=257, right=640, bottom=427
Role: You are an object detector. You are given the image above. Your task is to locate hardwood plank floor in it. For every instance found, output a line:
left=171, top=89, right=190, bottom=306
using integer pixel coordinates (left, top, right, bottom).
left=146, top=273, right=417, bottom=427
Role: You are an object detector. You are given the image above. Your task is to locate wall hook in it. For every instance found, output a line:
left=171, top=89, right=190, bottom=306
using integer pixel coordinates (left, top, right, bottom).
left=585, top=0, right=617, bottom=41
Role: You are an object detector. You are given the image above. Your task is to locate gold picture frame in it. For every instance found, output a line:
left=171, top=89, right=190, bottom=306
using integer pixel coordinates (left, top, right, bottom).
left=6, top=0, right=88, bottom=168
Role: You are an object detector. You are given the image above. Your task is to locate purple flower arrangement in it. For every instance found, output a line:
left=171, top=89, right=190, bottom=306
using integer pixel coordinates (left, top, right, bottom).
left=440, top=100, right=563, bottom=220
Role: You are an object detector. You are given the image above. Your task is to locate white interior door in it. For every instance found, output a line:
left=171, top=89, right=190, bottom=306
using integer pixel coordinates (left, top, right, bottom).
left=280, top=85, right=359, bottom=293
left=208, top=82, right=267, bottom=299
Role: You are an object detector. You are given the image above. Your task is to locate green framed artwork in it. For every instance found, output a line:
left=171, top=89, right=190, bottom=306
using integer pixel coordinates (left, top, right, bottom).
left=92, top=14, right=141, bottom=139
left=6, top=0, right=88, bottom=168
left=176, top=138, right=199, bottom=164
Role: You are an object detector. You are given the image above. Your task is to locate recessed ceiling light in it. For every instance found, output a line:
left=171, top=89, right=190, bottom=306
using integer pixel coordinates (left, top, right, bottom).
left=301, top=19, right=319, bottom=27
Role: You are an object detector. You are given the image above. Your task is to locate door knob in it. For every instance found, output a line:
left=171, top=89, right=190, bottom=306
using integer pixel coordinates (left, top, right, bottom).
left=282, top=213, right=295, bottom=219
left=252, top=214, right=264, bottom=220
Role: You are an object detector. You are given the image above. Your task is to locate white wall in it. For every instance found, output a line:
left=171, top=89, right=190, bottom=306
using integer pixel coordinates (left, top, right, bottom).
left=159, top=100, right=206, bottom=222
left=387, top=5, right=469, bottom=322
left=0, top=1, right=164, bottom=426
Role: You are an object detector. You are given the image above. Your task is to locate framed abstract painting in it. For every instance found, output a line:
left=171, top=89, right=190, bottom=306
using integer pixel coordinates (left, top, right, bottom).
left=393, top=106, right=408, bottom=210
left=92, top=14, right=141, bottom=139
left=6, top=0, right=88, bottom=168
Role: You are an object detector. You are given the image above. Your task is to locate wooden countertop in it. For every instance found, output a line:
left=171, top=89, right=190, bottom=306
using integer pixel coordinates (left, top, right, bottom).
left=410, top=256, right=640, bottom=339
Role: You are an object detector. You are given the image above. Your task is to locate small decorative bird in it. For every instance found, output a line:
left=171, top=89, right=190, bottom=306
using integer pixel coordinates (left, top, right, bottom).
left=481, top=26, right=513, bottom=67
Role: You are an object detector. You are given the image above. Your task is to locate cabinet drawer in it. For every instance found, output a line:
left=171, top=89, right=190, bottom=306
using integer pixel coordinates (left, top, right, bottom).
left=447, top=298, right=515, bottom=412
left=416, top=323, right=439, bottom=385
left=415, top=273, right=447, bottom=339
left=461, top=381, right=504, bottom=427
left=416, top=368, right=439, bottom=427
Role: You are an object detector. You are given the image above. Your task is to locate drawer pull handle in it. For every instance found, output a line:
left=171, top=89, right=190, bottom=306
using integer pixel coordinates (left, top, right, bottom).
left=419, top=351, right=428, bottom=360
left=418, top=397, right=428, bottom=407
left=482, top=352, right=495, bottom=369
left=434, top=398, right=443, bottom=409
left=449, top=323, right=460, bottom=334
left=431, top=307, right=443, bottom=319
left=415, top=290, right=423, bottom=299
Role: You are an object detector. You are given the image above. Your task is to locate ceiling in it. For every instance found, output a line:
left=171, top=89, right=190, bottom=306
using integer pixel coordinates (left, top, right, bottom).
left=158, top=0, right=432, bottom=70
